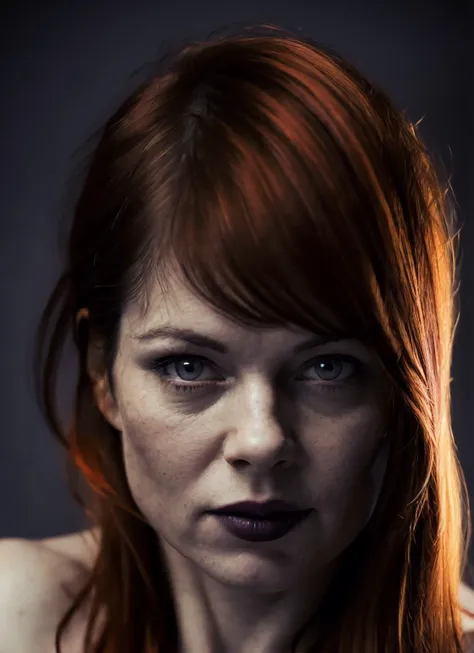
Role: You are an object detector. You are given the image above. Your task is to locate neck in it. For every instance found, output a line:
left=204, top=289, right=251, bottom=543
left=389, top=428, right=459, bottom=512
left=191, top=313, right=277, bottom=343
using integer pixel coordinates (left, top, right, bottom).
left=160, top=540, right=333, bottom=653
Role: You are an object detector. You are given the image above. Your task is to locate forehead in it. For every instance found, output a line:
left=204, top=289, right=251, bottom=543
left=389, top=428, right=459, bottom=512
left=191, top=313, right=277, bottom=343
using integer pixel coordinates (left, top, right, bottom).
left=120, top=265, right=311, bottom=348
left=124, top=267, right=221, bottom=329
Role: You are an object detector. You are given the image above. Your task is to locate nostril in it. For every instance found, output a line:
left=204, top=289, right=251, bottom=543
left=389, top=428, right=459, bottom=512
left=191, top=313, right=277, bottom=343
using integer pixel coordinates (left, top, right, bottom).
left=232, top=459, right=250, bottom=469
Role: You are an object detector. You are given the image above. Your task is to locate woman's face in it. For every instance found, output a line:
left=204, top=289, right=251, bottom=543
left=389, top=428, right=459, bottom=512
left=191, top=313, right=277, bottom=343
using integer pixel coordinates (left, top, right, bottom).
left=101, top=269, right=391, bottom=593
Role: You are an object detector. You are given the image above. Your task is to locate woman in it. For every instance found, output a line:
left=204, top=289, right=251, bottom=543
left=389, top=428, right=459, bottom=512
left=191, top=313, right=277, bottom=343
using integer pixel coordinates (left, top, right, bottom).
left=1, top=25, right=473, bottom=653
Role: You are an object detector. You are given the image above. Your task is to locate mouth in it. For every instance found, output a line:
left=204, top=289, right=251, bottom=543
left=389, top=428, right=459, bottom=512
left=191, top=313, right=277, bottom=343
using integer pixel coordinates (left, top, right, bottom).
left=210, top=499, right=310, bottom=518
left=210, top=510, right=313, bottom=542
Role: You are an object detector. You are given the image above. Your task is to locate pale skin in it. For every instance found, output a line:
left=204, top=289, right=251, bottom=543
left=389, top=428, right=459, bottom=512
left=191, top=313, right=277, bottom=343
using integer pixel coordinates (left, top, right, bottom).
left=88, top=266, right=393, bottom=653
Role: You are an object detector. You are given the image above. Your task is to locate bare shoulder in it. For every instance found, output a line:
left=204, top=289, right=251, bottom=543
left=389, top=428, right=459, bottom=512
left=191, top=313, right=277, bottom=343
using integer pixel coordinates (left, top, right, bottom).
left=0, top=529, right=99, bottom=652
left=40, top=528, right=100, bottom=570
left=461, top=581, right=474, bottom=633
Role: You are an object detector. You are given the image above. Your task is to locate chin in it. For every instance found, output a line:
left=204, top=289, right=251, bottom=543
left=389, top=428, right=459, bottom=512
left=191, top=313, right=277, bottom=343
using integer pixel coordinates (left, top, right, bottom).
left=196, top=548, right=309, bottom=593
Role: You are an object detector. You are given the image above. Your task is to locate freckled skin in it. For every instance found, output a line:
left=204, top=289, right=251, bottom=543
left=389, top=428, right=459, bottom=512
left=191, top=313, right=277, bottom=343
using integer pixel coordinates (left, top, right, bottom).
left=101, top=270, right=391, bottom=653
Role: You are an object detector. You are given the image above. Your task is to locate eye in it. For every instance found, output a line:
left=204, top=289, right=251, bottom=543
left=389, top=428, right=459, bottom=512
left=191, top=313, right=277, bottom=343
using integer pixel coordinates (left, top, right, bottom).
left=298, top=355, right=361, bottom=384
left=147, top=352, right=365, bottom=397
left=150, top=354, right=225, bottom=393
left=164, top=357, right=205, bottom=381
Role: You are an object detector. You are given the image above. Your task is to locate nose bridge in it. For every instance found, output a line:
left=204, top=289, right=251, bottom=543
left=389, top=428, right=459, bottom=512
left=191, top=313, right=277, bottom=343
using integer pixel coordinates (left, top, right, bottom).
left=224, top=374, right=291, bottom=466
left=245, top=374, right=281, bottom=432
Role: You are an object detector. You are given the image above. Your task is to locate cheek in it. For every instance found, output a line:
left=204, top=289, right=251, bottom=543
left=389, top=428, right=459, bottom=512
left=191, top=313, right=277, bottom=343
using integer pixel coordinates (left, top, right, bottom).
left=297, top=403, right=389, bottom=558
left=302, top=401, right=387, bottom=504
left=116, top=384, right=211, bottom=508
left=119, top=419, right=202, bottom=536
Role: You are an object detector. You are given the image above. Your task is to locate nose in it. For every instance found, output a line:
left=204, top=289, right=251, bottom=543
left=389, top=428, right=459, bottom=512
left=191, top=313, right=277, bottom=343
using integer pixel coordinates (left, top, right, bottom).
left=223, top=375, right=295, bottom=471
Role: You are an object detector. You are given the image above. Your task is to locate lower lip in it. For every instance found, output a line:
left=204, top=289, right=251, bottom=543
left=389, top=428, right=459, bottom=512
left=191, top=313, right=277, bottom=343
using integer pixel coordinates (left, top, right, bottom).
left=211, top=510, right=313, bottom=542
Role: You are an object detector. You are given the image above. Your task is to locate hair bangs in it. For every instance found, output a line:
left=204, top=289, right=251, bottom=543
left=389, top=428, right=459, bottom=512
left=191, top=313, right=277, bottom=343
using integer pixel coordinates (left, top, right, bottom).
left=162, top=81, right=390, bottom=347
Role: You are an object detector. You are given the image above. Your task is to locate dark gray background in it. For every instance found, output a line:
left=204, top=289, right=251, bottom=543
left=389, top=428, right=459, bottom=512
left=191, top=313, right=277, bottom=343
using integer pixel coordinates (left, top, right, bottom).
left=1, top=1, right=473, bottom=568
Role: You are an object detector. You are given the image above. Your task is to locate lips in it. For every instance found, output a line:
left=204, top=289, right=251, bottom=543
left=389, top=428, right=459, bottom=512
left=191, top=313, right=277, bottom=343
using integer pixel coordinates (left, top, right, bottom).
left=212, top=510, right=313, bottom=542
left=211, top=499, right=309, bottom=518
left=223, top=511, right=297, bottom=519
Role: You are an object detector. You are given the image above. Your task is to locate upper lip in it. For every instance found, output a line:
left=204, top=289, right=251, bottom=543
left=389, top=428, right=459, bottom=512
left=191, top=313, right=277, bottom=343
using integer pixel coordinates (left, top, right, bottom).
left=210, top=500, right=310, bottom=517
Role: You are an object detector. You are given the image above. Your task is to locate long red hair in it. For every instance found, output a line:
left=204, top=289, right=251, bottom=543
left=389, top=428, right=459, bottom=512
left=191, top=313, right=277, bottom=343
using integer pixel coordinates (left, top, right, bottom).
left=34, top=24, right=471, bottom=652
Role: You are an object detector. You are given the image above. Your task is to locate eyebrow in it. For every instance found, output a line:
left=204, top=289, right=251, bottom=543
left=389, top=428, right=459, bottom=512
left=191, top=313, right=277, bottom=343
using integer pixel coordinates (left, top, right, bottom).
left=133, top=326, right=342, bottom=354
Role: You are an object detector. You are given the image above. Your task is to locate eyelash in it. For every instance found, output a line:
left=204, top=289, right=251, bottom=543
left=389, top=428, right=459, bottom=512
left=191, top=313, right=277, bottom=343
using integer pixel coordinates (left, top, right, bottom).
left=149, top=354, right=365, bottom=395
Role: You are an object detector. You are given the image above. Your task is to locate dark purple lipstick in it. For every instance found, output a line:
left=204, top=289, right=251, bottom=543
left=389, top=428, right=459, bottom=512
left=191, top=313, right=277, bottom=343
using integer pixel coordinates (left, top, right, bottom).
left=209, top=500, right=313, bottom=543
